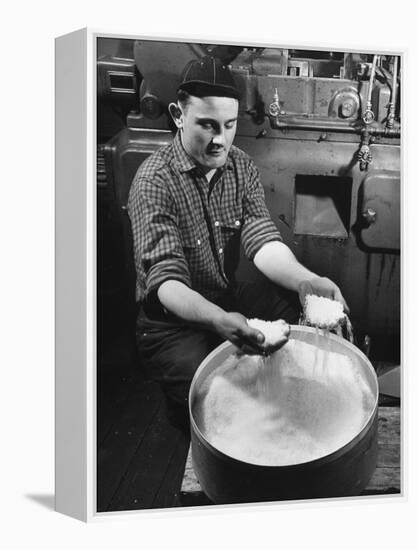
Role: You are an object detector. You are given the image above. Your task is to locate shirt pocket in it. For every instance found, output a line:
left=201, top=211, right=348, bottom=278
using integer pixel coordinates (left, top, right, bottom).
left=180, top=219, right=209, bottom=249
left=179, top=220, right=213, bottom=278
left=219, top=213, right=242, bottom=277
left=219, top=211, right=243, bottom=241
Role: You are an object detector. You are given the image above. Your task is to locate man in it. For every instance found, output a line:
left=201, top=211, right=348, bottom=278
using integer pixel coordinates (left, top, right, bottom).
left=128, top=56, right=347, bottom=426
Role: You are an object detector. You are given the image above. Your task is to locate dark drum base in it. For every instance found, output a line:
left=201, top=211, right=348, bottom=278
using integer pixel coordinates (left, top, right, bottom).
left=191, top=410, right=378, bottom=504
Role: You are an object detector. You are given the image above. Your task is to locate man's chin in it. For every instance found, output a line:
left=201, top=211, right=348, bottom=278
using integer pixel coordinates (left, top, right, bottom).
left=202, top=153, right=227, bottom=169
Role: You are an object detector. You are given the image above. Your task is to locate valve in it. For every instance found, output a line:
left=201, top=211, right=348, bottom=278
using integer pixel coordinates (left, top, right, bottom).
left=362, top=109, right=375, bottom=124
left=358, top=144, right=372, bottom=162
left=269, top=88, right=281, bottom=117
left=362, top=208, right=377, bottom=226
left=358, top=144, right=373, bottom=171
left=386, top=104, right=396, bottom=129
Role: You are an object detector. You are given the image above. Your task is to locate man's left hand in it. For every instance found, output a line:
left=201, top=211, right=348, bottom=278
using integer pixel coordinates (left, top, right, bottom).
left=298, top=276, right=349, bottom=312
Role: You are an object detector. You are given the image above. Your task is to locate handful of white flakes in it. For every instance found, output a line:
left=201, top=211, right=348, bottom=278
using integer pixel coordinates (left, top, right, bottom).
left=247, top=318, right=290, bottom=351
left=304, top=294, right=345, bottom=330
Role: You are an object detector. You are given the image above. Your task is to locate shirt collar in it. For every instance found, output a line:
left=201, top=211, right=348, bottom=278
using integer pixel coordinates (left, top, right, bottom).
left=172, top=131, right=234, bottom=174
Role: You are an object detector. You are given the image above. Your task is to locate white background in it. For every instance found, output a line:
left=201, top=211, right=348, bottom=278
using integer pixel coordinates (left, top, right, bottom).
left=1, top=0, right=417, bottom=548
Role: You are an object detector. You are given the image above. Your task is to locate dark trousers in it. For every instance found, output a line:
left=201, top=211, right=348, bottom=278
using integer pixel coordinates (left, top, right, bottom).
left=136, top=276, right=300, bottom=429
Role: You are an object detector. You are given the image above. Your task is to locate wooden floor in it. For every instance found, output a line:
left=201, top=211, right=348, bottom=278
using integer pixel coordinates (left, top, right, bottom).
left=97, top=331, right=190, bottom=513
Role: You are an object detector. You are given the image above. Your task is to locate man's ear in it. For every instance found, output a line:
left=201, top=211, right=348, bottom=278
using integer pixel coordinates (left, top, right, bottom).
left=168, top=102, right=183, bottom=129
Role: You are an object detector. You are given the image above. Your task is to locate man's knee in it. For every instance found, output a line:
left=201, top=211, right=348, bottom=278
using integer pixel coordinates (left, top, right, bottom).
left=163, top=330, right=221, bottom=384
left=138, top=324, right=221, bottom=399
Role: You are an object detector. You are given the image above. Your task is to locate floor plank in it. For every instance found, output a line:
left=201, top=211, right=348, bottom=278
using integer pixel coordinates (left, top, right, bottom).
left=106, top=401, right=189, bottom=511
left=152, top=429, right=190, bottom=509
left=365, top=467, right=400, bottom=494
left=97, top=377, right=164, bottom=511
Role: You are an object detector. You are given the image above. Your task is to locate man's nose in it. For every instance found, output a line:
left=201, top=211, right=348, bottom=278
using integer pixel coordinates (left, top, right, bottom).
left=212, top=127, right=226, bottom=146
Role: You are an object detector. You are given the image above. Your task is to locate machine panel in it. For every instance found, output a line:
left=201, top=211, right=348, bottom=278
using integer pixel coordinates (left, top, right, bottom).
left=97, top=38, right=401, bottom=360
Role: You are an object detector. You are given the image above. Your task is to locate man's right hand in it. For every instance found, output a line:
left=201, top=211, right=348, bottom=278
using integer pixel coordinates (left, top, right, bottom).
left=213, top=311, right=268, bottom=355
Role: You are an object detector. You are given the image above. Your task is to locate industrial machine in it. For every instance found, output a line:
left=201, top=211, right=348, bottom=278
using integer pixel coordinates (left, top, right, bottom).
left=96, top=38, right=401, bottom=364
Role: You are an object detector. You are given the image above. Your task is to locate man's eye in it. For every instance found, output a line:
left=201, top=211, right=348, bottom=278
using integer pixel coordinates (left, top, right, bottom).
left=225, top=122, right=236, bottom=130
left=199, top=122, right=214, bottom=130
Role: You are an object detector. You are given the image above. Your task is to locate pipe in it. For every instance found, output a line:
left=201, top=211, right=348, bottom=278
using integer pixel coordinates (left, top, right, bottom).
left=269, top=114, right=400, bottom=136
left=367, top=125, right=400, bottom=137
left=386, top=56, right=399, bottom=129
left=392, top=56, right=399, bottom=111
left=367, top=55, right=378, bottom=106
left=270, top=115, right=356, bottom=132
left=268, top=54, right=400, bottom=138
left=363, top=55, right=378, bottom=124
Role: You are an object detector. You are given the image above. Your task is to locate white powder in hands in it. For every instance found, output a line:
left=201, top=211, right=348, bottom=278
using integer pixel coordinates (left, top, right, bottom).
left=247, top=318, right=290, bottom=348
left=304, top=294, right=345, bottom=329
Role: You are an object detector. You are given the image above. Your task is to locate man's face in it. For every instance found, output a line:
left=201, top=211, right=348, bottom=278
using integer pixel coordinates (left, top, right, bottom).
left=178, top=95, right=239, bottom=171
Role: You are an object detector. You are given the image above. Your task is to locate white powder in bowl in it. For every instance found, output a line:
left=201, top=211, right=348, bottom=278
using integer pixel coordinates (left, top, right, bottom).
left=304, top=295, right=345, bottom=329
left=192, top=339, right=375, bottom=466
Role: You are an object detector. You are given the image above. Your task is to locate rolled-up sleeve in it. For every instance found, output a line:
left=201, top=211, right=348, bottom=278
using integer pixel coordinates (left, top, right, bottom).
left=241, top=160, right=282, bottom=260
left=127, top=174, right=192, bottom=304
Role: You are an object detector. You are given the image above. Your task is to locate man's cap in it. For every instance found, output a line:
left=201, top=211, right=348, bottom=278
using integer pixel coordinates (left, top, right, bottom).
left=178, top=55, right=240, bottom=100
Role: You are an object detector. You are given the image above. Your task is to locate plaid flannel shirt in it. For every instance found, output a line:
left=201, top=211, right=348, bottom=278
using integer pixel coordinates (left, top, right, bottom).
left=127, top=132, right=282, bottom=306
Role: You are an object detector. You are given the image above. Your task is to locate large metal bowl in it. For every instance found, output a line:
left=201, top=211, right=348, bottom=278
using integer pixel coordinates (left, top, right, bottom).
left=189, top=325, right=379, bottom=504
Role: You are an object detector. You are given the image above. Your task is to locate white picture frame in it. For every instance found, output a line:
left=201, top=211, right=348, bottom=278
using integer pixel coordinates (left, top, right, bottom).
left=55, top=28, right=404, bottom=522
